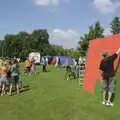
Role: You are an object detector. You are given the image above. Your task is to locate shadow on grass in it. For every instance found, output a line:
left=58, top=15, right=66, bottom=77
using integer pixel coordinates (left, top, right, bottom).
left=43, top=70, right=51, bottom=72
left=10, top=85, right=31, bottom=96
left=37, top=70, right=51, bottom=74
left=20, top=85, right=31, bottom=93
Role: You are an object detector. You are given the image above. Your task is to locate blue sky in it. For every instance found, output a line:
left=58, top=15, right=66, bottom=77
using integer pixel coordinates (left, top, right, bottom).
left=0, top=0, right=120, bottom=48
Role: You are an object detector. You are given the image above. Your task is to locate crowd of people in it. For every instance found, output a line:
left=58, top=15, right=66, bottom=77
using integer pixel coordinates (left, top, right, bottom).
left=0, top=56, right=49, bottom=96
left=0, top=58, right=23, bottom=96
left=0, top=55, right=85, bottom=97
left=65, top=58, right=85, bottom=82
left=24, top=56, right=48, bottom=74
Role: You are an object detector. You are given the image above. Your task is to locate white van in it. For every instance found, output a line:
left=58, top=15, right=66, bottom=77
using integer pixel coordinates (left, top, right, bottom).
left=29, top=52, right=41, bottom=64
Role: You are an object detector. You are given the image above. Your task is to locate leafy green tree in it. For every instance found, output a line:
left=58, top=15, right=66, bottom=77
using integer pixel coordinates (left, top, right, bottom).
left=70, top=50, right=80, bottom=58
left=0, top=29, right=51, bottom=59
left=78, top=21, right=104, bottom=56
left=111, top=16, right=120, bottom=34
left=50, top=45, right=65, bottom=56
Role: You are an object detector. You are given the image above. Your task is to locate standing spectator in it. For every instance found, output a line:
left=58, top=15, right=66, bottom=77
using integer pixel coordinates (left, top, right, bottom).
left=99, top=48, right=120, bottom=106
left=45, top=57, right=48, bottom=66
left=0, top=62, right=8, bottom=96
left=24, top=57, right=31, bottom=74
left=7, top=60, right=12, bottom=87
left=9, top=59, right=20, bottom=95
left=58, top=56, right=61, bottom=69
left=42, top=57, right=47, bottom=72
left=31, top=58, right=36, bottom=74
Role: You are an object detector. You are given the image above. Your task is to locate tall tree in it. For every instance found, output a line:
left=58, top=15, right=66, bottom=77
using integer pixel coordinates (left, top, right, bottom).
left=78, top=21, right=104, bottom=56
left=0, top=40, right=2, bottom=57
left=111, top=16, right=120, bottom=34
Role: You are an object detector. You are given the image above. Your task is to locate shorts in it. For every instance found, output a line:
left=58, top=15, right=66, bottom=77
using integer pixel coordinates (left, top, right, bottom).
left=10, top=76, right=19, bottom=84
left=101, top=76, right=116, bottom=93
left=0, top=76, right=8, bottom=83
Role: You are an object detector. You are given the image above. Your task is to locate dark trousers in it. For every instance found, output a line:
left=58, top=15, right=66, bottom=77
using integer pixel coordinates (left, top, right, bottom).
left=43, top=65, right=47, bottom=72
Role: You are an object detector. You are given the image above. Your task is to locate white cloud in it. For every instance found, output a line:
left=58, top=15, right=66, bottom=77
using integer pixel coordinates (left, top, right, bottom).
left=93, top=0, right=120, bottom=13
left=49, top=29, right=80, bottom=48
left=34, top=0, right=69, bottom=6
left=34, top=0, right=59, bottom=6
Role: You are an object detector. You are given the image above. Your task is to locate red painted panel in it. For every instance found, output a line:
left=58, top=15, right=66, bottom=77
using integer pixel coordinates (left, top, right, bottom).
left=83, top=34, right=120, bottom=94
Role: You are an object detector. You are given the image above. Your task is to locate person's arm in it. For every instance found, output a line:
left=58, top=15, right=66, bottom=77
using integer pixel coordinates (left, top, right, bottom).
left=10, top=66, right=13, bottom=73
left=113, top=48, right=120, bottom=73
left=108, top=48, right=120, bottom=61
left=116, top=48, right=120, bottom=55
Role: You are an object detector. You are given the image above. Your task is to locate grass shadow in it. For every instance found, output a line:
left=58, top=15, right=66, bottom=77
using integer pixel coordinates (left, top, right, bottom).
left=20, top=85, right=31, bottom=93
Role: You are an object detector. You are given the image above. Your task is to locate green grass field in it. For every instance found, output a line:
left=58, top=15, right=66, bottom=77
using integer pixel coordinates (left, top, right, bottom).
left=0, top=65, right=120, bottom=120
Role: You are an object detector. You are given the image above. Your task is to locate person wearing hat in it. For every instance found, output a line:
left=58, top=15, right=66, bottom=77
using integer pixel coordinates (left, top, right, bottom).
left=99, top=48, right=120, bottom=106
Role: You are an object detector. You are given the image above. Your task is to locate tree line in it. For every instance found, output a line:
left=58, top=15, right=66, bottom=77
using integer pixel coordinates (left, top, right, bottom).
left=0, top=29, right=50, bottom=60
left=0, top=16, right=120, bottom=59
left=0, top=29, right=80, bottom=60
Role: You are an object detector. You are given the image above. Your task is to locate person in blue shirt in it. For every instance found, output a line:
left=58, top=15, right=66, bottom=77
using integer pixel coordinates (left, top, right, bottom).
left=8, top=59, right=20, bottom=95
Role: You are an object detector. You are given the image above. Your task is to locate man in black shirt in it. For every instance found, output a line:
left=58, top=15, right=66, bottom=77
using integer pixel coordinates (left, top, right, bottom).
left=99, top=48, right=120, bottom=106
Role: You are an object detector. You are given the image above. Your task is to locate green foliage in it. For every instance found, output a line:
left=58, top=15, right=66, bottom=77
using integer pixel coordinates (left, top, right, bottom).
left=78, top=21, right=104, bottom=56
left=0, top=29, right=51, bottom=59
left=0, top=29, right=79, bottom=59
left=0, top=29, right=80, bottom=59
left=111, top=16, right=120, bottom=34
left=69, top=49, right=80, bottom=58
left=50, top=45, right=67, bottom=56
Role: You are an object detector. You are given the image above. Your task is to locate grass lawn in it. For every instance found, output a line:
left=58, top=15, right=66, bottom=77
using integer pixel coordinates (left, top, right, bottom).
left=0, top=65, right=120, bottom=120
